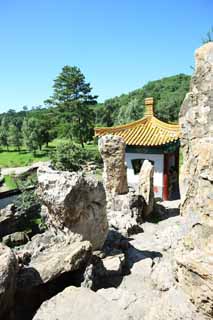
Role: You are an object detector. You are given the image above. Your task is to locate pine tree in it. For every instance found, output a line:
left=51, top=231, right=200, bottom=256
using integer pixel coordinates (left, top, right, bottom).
left=46, top=66, right=97, bottom=147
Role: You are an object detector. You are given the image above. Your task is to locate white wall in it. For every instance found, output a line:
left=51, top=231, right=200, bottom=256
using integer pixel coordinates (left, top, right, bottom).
left=125, top=152, right=164, bottom=198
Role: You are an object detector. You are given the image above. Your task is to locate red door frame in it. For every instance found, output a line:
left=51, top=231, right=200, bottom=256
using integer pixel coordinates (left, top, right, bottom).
left=163, top=154, right=169, bottom=200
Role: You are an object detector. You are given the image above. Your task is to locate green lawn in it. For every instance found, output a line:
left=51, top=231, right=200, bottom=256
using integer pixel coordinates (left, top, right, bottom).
left=0, top=149, right=50, bottom=168
left=4, top=175, right=18, bottom=189
left=0, top=139, right=99, bottom=168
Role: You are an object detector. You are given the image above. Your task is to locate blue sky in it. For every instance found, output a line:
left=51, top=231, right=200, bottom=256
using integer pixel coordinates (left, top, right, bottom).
left=0, top=0, right=212, bottom=112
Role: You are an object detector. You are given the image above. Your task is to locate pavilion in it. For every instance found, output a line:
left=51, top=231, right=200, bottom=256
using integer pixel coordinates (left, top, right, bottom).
left=95, top=97, right=180, bottom=200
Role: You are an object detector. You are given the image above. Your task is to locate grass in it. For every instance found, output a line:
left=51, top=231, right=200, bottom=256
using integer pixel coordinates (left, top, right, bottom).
left=0, top=139, right=99, bottom=168
left=0, top=149, right=50, bottom=168
left=4, top=175, right=18, bottom=189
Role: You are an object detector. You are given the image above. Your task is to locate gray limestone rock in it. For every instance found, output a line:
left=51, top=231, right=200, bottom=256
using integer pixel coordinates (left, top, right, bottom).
left=16, top=233, right=92, bottom=289
left=37, top=166, right=108, bottom=250
left=98, top=135, right=128, bottom=197
left=177, top=42, right=213, bottom=318
left=0, top=244, right=17, bottom=319
left=33, top=286, right=133, bottom=320
left=138, top=160, right=154, bottom=217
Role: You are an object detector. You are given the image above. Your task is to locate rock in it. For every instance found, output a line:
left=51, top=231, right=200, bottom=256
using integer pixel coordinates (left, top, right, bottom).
left=144, top=288, right=206, bottom=320
left=37, top=166, right=108, bottom=250
left=0, top=244, right=17, bottom=319
left=98, top=287, right=138, bottom=311
left=179, top=42, right=213, bottom=225
left=0, top=203, right=41, bottom=238
left=137, top=160, right=154, bottom=217
left=102, top=253, right=125, bottom=275
left=151, top=259, right=176, bottom=291
left=16, top=232, right=92, bottom=289
left=177, top=42, right=213, bottom=318
left=107, top=191, right=144, bottom=237
left=98, top=135, right=128, bottom=196
left=82, top=250, right=126, bottom=290
left=33, top=286, right=133, bottom=320
left=3, top=231, right=29, bottom=247
left=176, top=224, right=213, bottom=317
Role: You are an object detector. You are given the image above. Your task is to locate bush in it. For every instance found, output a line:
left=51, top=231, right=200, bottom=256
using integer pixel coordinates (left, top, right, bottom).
left=50, top=141, right=90, bottom=171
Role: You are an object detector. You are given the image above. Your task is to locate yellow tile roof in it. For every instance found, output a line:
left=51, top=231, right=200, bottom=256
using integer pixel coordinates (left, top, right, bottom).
left=95, top=116, right=180, bottom=146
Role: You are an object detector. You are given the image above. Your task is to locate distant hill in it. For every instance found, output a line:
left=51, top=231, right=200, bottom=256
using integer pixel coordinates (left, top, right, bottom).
left=94, top=74, right=191, bottom=127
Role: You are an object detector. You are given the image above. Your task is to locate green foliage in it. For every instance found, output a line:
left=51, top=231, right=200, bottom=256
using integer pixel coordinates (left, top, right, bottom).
left=116, top=98, right=144, bottom=125
left=14, top=172, right=38, bottom=190
left=22, top=118, right=40, bottom=153
left=46, top=65, right=97, bottom=147
left=4, top=175, right=18, bottom=190
left=51, top=141, right=90, bottom=171
left=22, top=117, right=52, bottom=153
left=94, top=74, right=190, bottom=125
left=202, top=26, right=213, bottom=44
left=15, top=190, right=40, bottom=212
left=8, top=124, right=22, bottom=151
left=14, top=173, right=40, bottom=213
left=0, top=117, right=9, bottom=150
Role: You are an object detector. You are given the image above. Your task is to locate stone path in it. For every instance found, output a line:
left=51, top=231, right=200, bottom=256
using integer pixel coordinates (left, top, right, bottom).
left=1, top=161, right=50, bottom=177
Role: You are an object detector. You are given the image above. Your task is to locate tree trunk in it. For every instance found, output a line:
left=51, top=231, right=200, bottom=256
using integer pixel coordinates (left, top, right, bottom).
left=78, top=117, right=84, bottom=148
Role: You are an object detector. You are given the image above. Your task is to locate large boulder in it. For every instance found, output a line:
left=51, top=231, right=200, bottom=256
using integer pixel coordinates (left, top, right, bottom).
left=179, top=42, right=213, bottom=225
left=177, top=42, right=213, bottom=318
left=37, top=166, right=108, bottom=250
left=33, top=286, right=132, bottom=320
left=98, top=135, right=128, bottom=197
left=16, top=233, right=92, bottom=289
left=0, top=244, right=17, bottom=319
left=137, top=160, right=154, bottom=217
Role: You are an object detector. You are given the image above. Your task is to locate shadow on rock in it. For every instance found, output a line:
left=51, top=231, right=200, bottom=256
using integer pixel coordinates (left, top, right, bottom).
left=14, top=266, right=86, bottom=320
left=127, top=244, right=163, bottom=270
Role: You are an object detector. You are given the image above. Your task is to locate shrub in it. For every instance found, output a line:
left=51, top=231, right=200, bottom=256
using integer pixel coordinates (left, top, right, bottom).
left=50, top=141, right=90, bottom=171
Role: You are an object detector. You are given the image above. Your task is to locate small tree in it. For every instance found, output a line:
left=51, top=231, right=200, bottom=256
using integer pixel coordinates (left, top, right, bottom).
left=22, top=118, right=40, bottom=154
left=0, top=117, right=9, bottom=150
left=8, top=124, right=22, bottom=151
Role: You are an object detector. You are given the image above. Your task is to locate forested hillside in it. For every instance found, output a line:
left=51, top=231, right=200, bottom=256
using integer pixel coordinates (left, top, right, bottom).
left=94, top=74, right=190, bottom=126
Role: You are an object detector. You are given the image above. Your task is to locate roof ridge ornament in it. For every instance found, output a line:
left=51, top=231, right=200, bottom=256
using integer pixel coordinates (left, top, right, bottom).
left=144, top=97, right=154, bottom=117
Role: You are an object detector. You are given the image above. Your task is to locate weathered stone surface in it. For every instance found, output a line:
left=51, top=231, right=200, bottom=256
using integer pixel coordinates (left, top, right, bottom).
left=177, top=42, right=213, bottom=318
left=37, top=166, right=108, bottom=250
left=3, top=231, right=29, bottom=247
left=102, top=253, right=125, bottom=275
left=98, top=135, right=128, bottom=196
left=33, top=286, right=133, bottom=320
left=176, top=224, right=213, bottom=317
left=179, top=42, right=213, bottom=225
left=16, top=232, right=92, bottom=289
left=0, top=203, right=40, bottom=238
left=106, top=188, right=144, bottom=237
left=151, top=260, right=176, bottom=291
left=137, top=160, right=154, bottom=217
left=0, top=244, right=17, bottom=319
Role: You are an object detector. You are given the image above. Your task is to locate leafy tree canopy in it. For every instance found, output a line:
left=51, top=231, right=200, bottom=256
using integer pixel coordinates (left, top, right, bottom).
left=94, top=73, right=190, bottom=126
